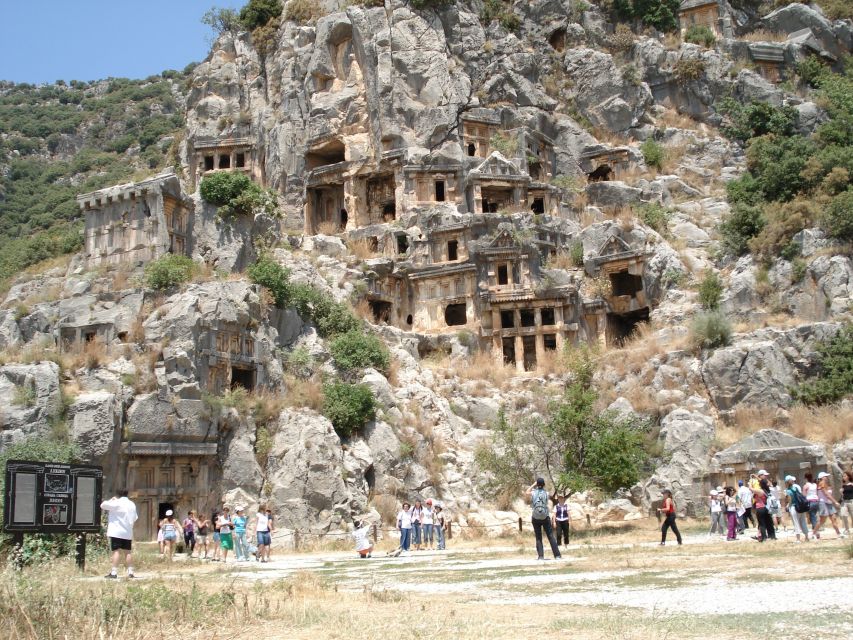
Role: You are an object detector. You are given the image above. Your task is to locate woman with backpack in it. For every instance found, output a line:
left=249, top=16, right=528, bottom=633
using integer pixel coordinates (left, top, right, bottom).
left=526, top=478, right=561, bottom=560
left=657, top=489, right=682, bottom=546
left=784, top=475, right=810, bottom=543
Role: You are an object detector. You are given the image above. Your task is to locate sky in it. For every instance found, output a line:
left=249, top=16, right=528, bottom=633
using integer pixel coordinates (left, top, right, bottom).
left=0, top=0, right=245, bottom=84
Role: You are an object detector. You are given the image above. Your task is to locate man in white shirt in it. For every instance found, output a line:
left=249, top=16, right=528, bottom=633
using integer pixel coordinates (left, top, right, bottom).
left=100, top=488, right=138, bottom=579
left=737, top=480, right=754, bottom=532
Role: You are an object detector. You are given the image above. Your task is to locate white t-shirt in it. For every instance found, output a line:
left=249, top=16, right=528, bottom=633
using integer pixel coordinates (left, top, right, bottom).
left=804, top=482, right=818, bottom=502
left=421, top=507, right=434, bottom=525
left=256, top=513, right=270, bottom=533
left=352, top=526, right=371, bottom=552
left=397, top=509, right=412, bottom=529
left=737, top=486, right=753, bottom=507
left=101, top=496, right=138, bottom=540
left=217, top=515, right=232, bottom=534
left=710, top=497, right=721, bottom=513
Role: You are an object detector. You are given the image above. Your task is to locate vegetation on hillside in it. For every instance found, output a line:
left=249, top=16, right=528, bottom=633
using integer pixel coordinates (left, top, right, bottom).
left=0, top=73, right=189, bottom=284
left=719, top=56, right=853, bottom=260
left=796, top=324, right=853, bottom=405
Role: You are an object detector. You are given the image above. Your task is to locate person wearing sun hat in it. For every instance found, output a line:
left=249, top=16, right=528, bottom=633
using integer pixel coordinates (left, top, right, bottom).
left=232, top=506, right=249, bottom=561
left=422, top=499, right=435, bottom=551
left=814, top=471, right=845, bottom=539
left=784, top=475, right=810, bottom=543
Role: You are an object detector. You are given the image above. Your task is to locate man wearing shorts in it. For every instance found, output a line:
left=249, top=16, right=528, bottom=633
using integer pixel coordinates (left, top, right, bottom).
left=101, top=488, right=138, bottom=579
left=256, top=506, right=273, bottom=562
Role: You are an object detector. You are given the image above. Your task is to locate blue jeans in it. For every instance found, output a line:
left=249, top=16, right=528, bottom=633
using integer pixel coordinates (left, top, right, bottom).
left=532, top=518, right=561, bottom=559
left=400, top=527, right=411, bottom=551
left=436, top=526, right=445, bottom=550
left=411, top=521, right=422, bottom=546
left=234, top=531, right=248, bottom=560
left=422, top=523, right=434, bottom=546
left=808, top=502, right=819, bottom=528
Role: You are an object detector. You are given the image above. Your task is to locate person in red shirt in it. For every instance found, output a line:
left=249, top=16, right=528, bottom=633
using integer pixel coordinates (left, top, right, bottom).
left=657, top=490, right=682, bottom=546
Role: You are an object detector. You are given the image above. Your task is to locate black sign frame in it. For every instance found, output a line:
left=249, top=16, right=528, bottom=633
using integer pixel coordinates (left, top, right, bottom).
left=3, top=460, right=103, bottom=534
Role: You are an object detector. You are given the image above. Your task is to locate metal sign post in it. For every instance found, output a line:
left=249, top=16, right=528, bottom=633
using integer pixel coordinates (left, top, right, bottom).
left=3, top=460, right=103, bottom=570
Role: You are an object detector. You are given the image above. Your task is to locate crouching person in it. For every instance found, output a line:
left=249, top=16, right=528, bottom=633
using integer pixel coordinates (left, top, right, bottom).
left=352, top=520, right=373, bottom=558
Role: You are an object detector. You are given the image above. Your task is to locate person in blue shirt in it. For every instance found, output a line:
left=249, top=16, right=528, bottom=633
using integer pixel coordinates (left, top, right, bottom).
left=232, top=507, right=249, bottom=561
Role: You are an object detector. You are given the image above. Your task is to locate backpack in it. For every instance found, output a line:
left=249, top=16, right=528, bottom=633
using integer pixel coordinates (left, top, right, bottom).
left=532, top=488, right=549, bottom=521
left=792, top=488, right=810, bottom=514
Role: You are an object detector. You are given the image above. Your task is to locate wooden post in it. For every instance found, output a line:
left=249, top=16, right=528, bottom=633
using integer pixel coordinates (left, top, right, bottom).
left=518, top=517, right=523, bottom=533
left=294, top=531, right=300, bottom=551
left=447, top=521, right=452, bottom=540
left=75, top=533, right=87, bottom=571
left=372, top=524, right=377, bottom=544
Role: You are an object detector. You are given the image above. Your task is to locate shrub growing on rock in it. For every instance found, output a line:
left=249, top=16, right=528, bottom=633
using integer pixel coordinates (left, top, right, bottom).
left=684, top=24, right=715, bottom=47
left=283, top=0, right=321, bottom=23
left=640, top=139, right=665, bottom=171
left=200, top=171, right=251, bottom=206
left=719, top=203, right=765, bottom=256
left=822, top=188, right=853, bottom=241
left=674, top=58, right=705, bottom=84
left=145, top=254, right=196, bottom=290
left=638, top=202, right=670, bottom=233
left=698, top=271, right=723, bottom=310
left=330, top=330, right=390, bottom=373
left=690, top=311, right=732, bottom=350
left=322, top=381, right=376, bottom=436
left=609, top=0, right=681, bottom=33
left=248, top=256, right=292, bottom=307
left=795, top=324, right=853, bottom=405
left=240, top=0, right=282, bottom=30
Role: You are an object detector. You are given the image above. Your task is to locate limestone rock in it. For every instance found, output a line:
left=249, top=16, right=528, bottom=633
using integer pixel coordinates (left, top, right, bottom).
left=69, top=391, right=120, bottom=462
left=0, top=362, right=62, bottom=447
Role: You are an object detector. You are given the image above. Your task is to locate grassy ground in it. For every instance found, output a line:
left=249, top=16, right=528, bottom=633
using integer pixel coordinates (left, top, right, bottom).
left=2, top=519, right=851, bottom=639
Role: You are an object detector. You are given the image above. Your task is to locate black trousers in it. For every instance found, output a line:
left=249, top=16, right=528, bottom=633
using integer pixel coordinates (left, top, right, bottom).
left=184, top=531, right=195, bottom=553
left=661, top=514, right=682, bottom=544
left=555, top=520, right=570, bottom=545
left=742, top=507, right=755, bottom=528
left=756, top=507, right=776, bottom=540
left=532, top=518, right=561, bottom=559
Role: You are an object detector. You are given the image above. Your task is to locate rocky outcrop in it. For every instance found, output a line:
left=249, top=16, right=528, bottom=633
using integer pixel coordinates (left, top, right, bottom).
left=0, top=362, right=62, bottom=446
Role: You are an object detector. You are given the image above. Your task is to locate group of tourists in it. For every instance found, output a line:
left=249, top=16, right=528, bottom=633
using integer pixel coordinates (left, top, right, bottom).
left=706, top=470, right=852, bottom=543
left=164, top=504, right=276, bottom=562
left=394, top=498, right=448, bottom=553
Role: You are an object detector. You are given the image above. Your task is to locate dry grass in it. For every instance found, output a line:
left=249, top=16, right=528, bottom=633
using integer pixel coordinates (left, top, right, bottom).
left=739, top=29, right=788, bottom=43
left=788, top=404, right=853, bottom=444
left=660, top=143, right=688, bottom=175
left=534, top=347, right=566, bottom=376
left=455, top=350, right=517, bottom=389
left=283, top=374, right=324, bottom=411
left=346, top=238, right=378, bottom=260
left=545, top=250, right=579, bottom=271
left=716, top=404, right=780, bottom=447
left=353, top=298, right=373, bottom=322
left=317, top=221, right=341, bottom=235
left=656, top=105, right=704, bottom=132
left=663, top=32, right=681, bottom=50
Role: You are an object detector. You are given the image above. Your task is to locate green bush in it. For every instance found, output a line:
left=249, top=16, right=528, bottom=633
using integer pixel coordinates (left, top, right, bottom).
left=822, top=189, right=853, bottom=241
left=481, top=0, right=520, bottom=32
left=746, top=135, right=814, bottom=202
left=412, top=0, right=454, bottom=9
left=690, top=311, right=732, bottom=350
left=640, top=139, right=665, bottom=170
left=144, top=254, right=196, bottom=290
left=200, top=171, right=252, bottom=206
left=684, top=24, right=715, bottom=47
left=638, top=203, right=670, bottom=233
left=330, top=330, right=390, bottom=373
left=248, top=256, right=292, bottom=307
left=283, top=0, right=320, bottom=23
left=698, top=271, right=723, bottom=310
left=322, top=382, right=376, bottom=437
left=569, top=239, right=584, bottom=267
left=719, top=203, right=765, bottom=256
left=795, top=324, right=853, bottom=405
left=240, top=0, right=282, bottom=29
left=674, top=58, right=706, bottom=84
left=609, top=0, right=681, bottom=32
left=718, top=99, right=797, bottom=143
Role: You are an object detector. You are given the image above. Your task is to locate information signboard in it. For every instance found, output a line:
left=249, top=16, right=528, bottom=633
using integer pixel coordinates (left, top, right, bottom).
left=3, top=460, right=103, bottom=534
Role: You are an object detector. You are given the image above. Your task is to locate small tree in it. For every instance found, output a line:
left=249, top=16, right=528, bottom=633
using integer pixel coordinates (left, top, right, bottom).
left=200, top=171, right=251, bottom=207
left=145, top=254, right=196, bottom=290
left=330, top=330, right=390, bottom=373
left=684, top=24, right=715, bottom=48
left=640, top=139, right=665, bottom=171
left=795, top=324, right=853, bottom=405
left=698, top=271, right=723, bottom=310
left=822, top=188, right=853, bottom=241
left=240, top=0, right=282, bottom=30
left=201, top=7, right=241, bottom=36
left=322, top=382, right=376, bottom=436
left=690, top=311, right=732, bottom=351
left=248, top=256, right=292, bottom=307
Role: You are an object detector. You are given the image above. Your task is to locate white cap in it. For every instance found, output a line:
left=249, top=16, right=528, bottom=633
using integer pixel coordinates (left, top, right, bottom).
left=710, top=490, right=718, bottom=496
left=757, top=469, right=769, bottom=476
left=715, top=486, right=723, bottom=492
left=784, top=475, right=796, bottom=482
left=817, top=471, right=830, bottom=479
left=165, top=509, right=173, bottom=516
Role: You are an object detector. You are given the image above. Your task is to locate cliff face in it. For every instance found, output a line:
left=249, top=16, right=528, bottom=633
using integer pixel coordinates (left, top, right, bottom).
left=1, top=0, right=852, bottom=535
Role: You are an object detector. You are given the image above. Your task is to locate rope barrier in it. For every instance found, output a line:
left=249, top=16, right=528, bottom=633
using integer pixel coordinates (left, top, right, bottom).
left=263, top=519, right=524, bottom=543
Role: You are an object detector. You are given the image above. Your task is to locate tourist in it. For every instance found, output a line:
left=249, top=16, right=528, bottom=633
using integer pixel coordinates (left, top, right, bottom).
left=159, top=510, right=182, bottom=561
left=211, top=508, right=222, bottom=561
left=157, top=518, right=165, bottom=556
left=435, top=504, right=447, bottom=550
left=182, top=510, right=198, bottom=558
left=422, top=499, right=435, bottom=551
left=708, top=489, right=724, bottom=537
left=814, top=471, right=845, bottom=540
left=101, top=488, right=138, bottom=579
left=802, top=472, right=820, bottom=536
left=233, top=507, right=249, bottom=561
left=526, top=478, right=561, bottom=560
left=217, top=507, right=234, bottom=562
left=724, top=486, right=738, bottom=541
left=410, top=499, right=424, bottom=551
left=753, top=470, right=776, bottom=542
left=352, top=520, right=373, bottom=558
left=554, top=495, right=570, bottom=547
left=737, top=480, right=754, bottom=531
left=657, top=489, right=682, bottom=546
left=256, top=506, right=273, bottom=563
left=784, top=475, right=810, bottom=543
left=840, top=470, right=853, bottom=535
left=397, top=501, right=413, bottom=553
left=768, top=480, right=783, bottom=530
left=196, top=513, right=211, bottom=559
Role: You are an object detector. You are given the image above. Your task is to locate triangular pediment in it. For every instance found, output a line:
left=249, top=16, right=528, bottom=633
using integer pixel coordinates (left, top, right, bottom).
left=489, top=228, right=518, bottom=248
left=597, top=234, right=631, bottom=257
left=473, top=152, right=523, bottom=177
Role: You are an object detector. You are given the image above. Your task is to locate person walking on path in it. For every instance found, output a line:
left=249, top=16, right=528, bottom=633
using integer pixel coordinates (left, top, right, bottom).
left=217, top=507, right=234, bottom=562
left=232, top=507, right=249, bottom=561
left=737, top=480, right=754, bottom=532
left=784, top=475, right=810, bottom=543
left=554, top=495, right=571, bottom=547
left=435, top=505, right=447, bottom=551
left=101, top=488, right=138, bottom=579
left=814, top=471, right=845, bottom=539
left=840, top=470, right=853, bottom=535
left=196, top=514, right=211, bottom=559
left=352, top=520, right=373, bottom=558
left=724, top=486, right=738, bottom=541
left=658, top=489, right=682, bottom=546
left=211, top=509, right=222, bottom=561
left=182, top=511, right=198, bottom=558
left=255, top=507, right=274, bottom=562
left=753, top=470, right=776, bottom=542
left=803, top=473, right=820, bottom=535
left=708, top=489, right=724, bottom=537
left=769, top=480, right=783, bottom=530
left=526, top=478, right=561, bottom=560
left=159, top=510, right=183, bottom=561
left=397, top=501, right=413, bottom=554
left=410, top=499, right=424, bottom=551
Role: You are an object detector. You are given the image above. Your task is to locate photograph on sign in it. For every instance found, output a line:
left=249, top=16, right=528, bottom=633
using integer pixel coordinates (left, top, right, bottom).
left=44, top=473, right=70, bottom=494
left=43, top=504, right=68, bottom=525
left=13, top=472, right=37, bottom=525
left=74, top=476, right=96, bottom=525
